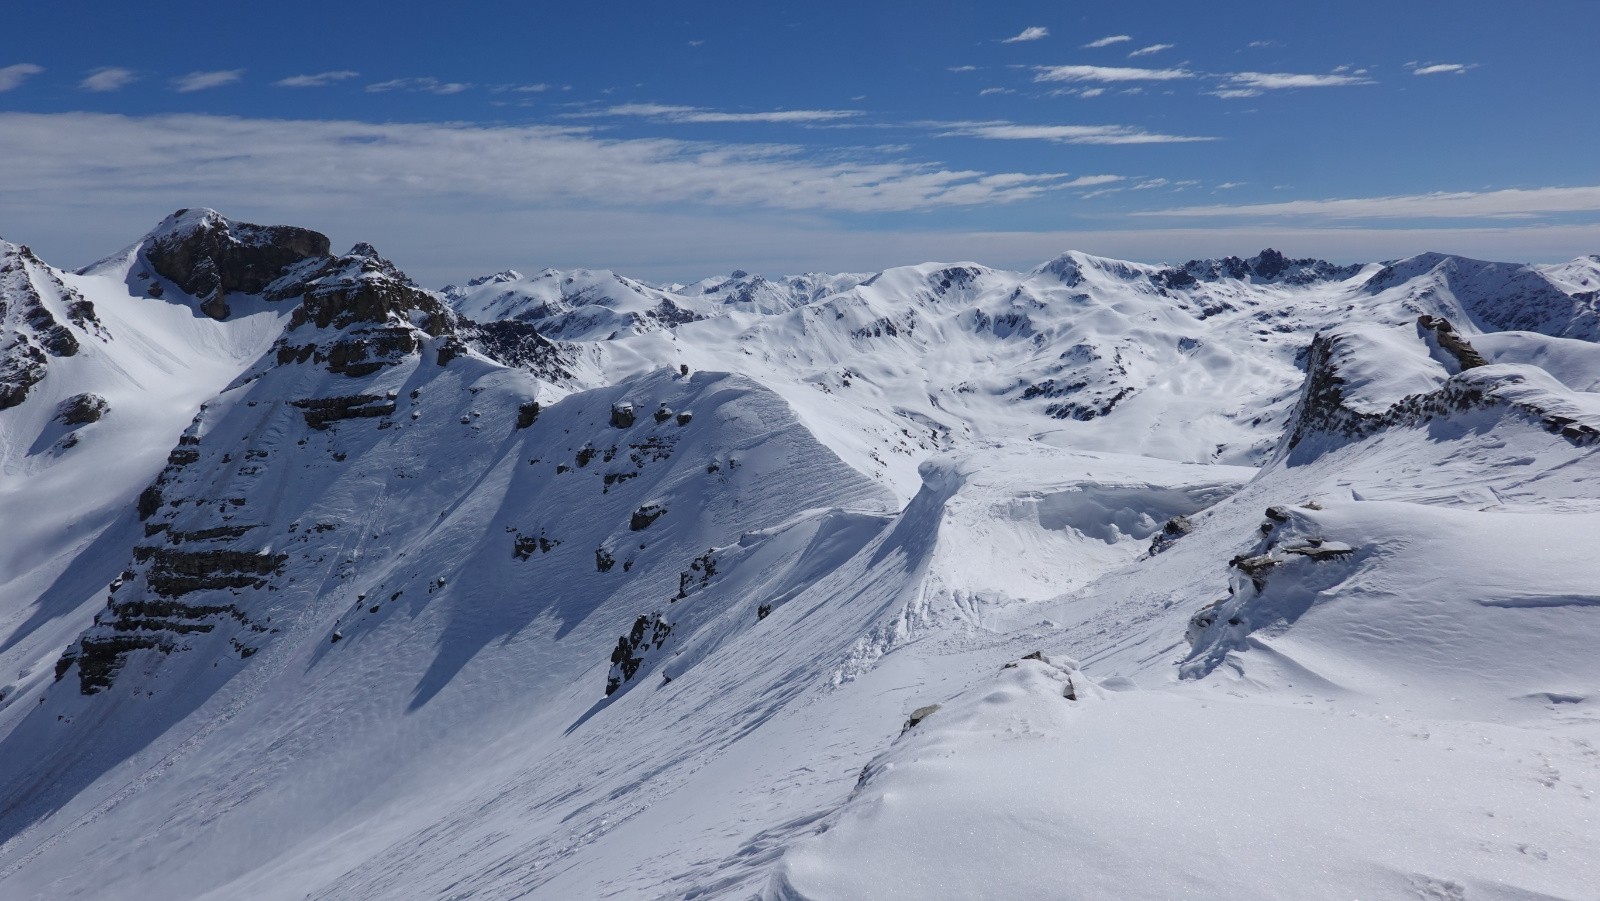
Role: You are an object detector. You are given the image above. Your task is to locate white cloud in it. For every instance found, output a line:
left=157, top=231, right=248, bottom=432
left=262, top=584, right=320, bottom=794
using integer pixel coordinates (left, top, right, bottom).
left=1133, top=178, right=1170, bottom=190
left=0, top=63, right=45, bottom=92
left=1215, top=182, right=1244, bottom=190
left=367, top=77, right=471, bottom=95
left=592, top=103, right=863, bottom=124
left=274, top=71, right=360, bottom=88
left=948, top=65, right=978, bottom=73
left=933, top=120, right=1214, bottom=145
left=1128, top=44, right=1174, bottom=58
left=173, top=70, right=244, bottom=92
left=1034, top=64, right=1193, bottom=83
left=978, top=87, right=1014, bottom=96
left=1083, top=35, right=1133, bottom=49
left=489, top=83, right=549, bottom=94
left=1247, top=40, right=1277, bottom=48
left=1225, top=71, right=1374, bottom=90
left=1078, top=87, right=1106, bottom=98
left=0, top=111, right=1085, bottom=232
left=1137, top=185, right=1600, bottom=220
left=80, top=67, right=137, bottom=92
left=687, top=39, right=705, bottom=47
left=1411, top=63, right=1473, bottom=76
left=1002, top=26, right=1049, bottom=43
left=1064, top=175, right=1126, bottom=188
left=1207, top=88, right=1261, bottom=99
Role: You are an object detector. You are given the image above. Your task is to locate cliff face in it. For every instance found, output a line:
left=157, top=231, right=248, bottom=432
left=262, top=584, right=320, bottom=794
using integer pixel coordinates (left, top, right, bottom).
left=140, top=209, right=332, bottom=319
left=0, top=242, right=99, bottom=409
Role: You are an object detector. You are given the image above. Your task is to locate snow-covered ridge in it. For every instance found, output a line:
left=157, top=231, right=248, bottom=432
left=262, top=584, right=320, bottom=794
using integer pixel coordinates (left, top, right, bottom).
left=2, top=211, right=1598, bottom=900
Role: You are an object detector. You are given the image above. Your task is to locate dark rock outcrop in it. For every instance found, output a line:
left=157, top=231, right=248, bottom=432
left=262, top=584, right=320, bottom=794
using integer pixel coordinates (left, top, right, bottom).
left=1178, top=249, right=1361, bottom=286
left=629, top=504, right=667, bottom=531
left=270, top=243, right=455, bottom=379
left=1417, top=314, right=1488, bottom=370
left=141, top=209, right=331, bottom=319
left=606, top=613, right=672, bottom=695
left=56, top=393, right=109, bottom=425
left=2, top=243, right=86, bottom=409
left=458, top=319, right=575, bottom=383
left=291, top=394, right=397, bottom=429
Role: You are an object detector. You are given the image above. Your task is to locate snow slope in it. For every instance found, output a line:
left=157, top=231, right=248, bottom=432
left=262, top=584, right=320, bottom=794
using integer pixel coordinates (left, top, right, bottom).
left=1, top=212, right=1597, bottom=900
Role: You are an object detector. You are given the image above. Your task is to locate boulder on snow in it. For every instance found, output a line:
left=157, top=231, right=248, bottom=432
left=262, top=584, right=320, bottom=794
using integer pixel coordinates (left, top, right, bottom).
left=629, top=504, right=668, bottom=531
left=55, top=393, right=109, bottom=425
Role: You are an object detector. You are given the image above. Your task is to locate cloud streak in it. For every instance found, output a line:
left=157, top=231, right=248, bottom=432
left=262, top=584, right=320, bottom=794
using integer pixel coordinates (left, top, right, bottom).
left=1034, top=64, right=1193, bottom=83
left=1128, top=44, right=1174, bottom=58
left=1002, top=26, right=1049, bottom=43
left=173, top=70, right=244, bottom=92
left=275, top=71, right=360, bottom=88
left=0, top=63, right=45, bottom=92
left=1221, top=70, right=1374, bottom=92
left=590, top=103, right=863, bottom=124
left=934, top=120, right=1214, bottom=145
left=1083, top=35, right=1132, bottom=49
left=0, top=111, right=1085, bottom=219
left=79, top=67, right=137, bottom=92
left=1137, top=185, right=1600, bottom=220
left=367, top=77, right=471, bottom=95
left=1411, top=63, right=1473, bottom=76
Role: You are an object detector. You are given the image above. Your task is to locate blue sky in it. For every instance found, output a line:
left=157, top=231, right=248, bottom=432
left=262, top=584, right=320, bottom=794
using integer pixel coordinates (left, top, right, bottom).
left=2, top=0, right=1597, bottom=284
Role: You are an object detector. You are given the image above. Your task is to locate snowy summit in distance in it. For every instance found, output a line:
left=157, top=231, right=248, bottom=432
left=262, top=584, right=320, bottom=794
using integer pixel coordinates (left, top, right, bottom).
left=0, top=209, right=1597, bottom=900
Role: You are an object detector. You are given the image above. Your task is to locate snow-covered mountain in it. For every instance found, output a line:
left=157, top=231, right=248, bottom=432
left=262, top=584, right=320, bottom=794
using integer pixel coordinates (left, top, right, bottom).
left=2, top=210, right=1597, bottom=900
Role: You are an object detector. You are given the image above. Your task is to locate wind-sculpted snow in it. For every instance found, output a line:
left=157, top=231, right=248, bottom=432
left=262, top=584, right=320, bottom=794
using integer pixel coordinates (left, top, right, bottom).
left=2, top=212, right=1599, bottom=900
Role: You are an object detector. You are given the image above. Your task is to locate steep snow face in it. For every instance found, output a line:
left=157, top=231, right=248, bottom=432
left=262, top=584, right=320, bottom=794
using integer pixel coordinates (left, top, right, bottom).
left=0, top=234, right=294, bottom=725
left=1363, top=251, right=1600, bottom=341
left=0, top=228, right=899, bottom=898
left=3, top=219, right=1600, bottom=901
left=770, top=303, right=1600, bottom=901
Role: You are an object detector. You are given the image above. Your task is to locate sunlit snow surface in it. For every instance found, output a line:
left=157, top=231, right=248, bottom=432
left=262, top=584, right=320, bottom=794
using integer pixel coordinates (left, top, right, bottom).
left=1, top=219, right=1597, bottom=900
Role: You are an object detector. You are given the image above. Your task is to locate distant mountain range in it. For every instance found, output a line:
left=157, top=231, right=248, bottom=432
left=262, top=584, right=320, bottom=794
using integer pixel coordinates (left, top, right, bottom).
left=2, top=210, right=1597, bottom=900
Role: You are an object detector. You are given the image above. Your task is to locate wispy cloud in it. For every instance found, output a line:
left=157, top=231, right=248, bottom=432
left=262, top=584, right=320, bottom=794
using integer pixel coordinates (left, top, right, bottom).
left=0, top=63, right=45, bottom=92
left=0, top=111, right=1087, bottom=218
left=274, top=70, right=360, bottom=88
left=1083, top=35, right=1132, bottom=49
left=1078, top=88, right=1106, bottom=98
left=933, top=120, right=1215, bottom=145
left=1035, top=64, right=1193, bottom=83
left=173, top=70, right=244, bottom=92
left=1137, top=185, right=1600, bottom=220
left=80, top=67, right=137, bottom=92
left=491, top=83, right=549, bottom=93
left=949, top=65, right=978, bottom=73
left=1222, top=71, right=1375, bottom=93
left=590, top=103, right=863, bottom=124
left=978, top=87, right=1014, bottom=96
left=1002, top=26, right=1050, bottom=43
left=1410, top=62, right=1474, bottom=76
left=367, top=77, right=471, bottom=95
left=1128, top=43, right=1174, bottom=58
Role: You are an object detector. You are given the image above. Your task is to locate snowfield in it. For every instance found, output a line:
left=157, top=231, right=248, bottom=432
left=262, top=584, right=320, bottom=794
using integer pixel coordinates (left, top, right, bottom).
left=1, top=211, right=1596, bottom=900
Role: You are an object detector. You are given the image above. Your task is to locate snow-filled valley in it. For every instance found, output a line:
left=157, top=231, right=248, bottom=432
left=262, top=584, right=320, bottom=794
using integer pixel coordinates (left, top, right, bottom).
left=1, top=210, right=1597, bottom=900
